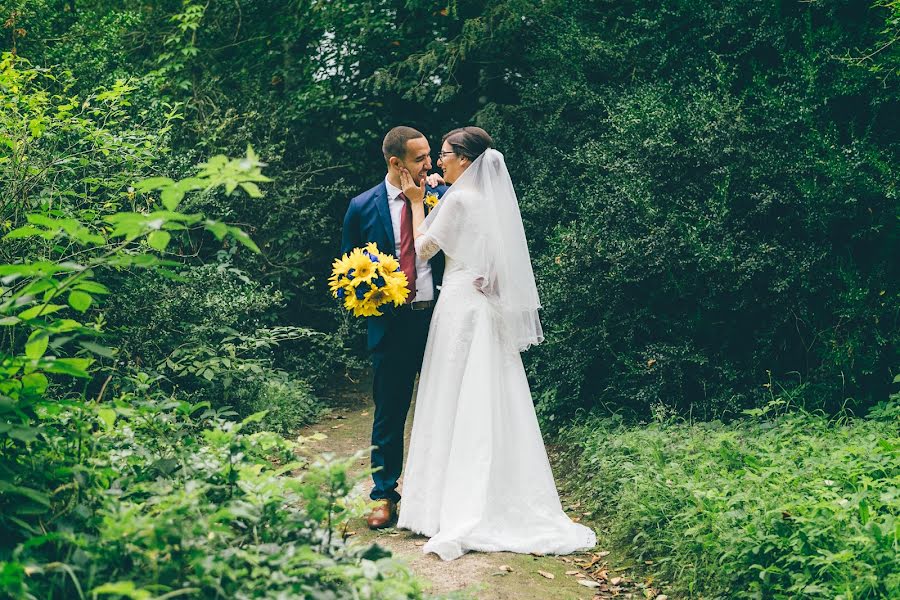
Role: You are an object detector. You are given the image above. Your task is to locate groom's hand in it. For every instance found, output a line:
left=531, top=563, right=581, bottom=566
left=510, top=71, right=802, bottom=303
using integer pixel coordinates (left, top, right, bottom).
left=400, top=168, right=426, bottom=203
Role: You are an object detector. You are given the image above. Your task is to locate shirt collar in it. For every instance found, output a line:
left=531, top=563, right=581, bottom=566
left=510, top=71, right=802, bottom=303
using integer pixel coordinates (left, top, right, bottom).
left=384, top=175, right=403, bottom=202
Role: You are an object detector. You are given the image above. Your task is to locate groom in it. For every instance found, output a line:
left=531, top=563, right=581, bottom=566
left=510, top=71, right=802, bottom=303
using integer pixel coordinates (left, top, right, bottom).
left=341, top=126, right=447, bottom=529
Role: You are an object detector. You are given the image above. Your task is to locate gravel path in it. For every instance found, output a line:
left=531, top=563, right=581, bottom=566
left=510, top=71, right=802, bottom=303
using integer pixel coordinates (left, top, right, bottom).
left=295, top=375, right=669, bottom=600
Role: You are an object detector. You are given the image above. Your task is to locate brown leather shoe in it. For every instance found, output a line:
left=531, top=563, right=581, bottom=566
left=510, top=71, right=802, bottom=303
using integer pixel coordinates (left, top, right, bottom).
left=366, top=499, right=397, bottom=529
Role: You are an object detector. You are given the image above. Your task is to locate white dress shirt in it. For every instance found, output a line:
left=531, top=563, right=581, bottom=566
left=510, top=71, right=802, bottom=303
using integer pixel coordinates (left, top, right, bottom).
left=384, top=175, right=434, bottom=302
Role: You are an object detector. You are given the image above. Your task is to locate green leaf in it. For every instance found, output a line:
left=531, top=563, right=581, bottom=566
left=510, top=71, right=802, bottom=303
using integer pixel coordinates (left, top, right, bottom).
left=68, top=290, right=92, bottom=313
left=73, top=281, right=109, bottom=295
left=204, top=219, right=228, bottom=240
left=78, top=341, right=116, bottom=358
left=147, top=230, right=171, bottom=251
left=18, top=304, right=65, bottom=321
left=21, top=373, right=48, bottom=395
left=97, top=408, right=116, bottom=431
left=7, top=425, right=41, bottom=444
left=239, top=182, right=263, bottom=197
left=4, top=225, right=46, bottom=240
left=91, top=581, right=153, bottom=600
left=133, top=176, right=175, bottom=192
left=41, top=357, right=93, bottom=378
left=242, top=410, right=269, bottom=425
left=25, top=331, right=49, bottom=360
left=160, top=186, right=184, bottom=210
left=0, top=481, right=51, bottom=507
left=228, top=226, right=260, bottom=253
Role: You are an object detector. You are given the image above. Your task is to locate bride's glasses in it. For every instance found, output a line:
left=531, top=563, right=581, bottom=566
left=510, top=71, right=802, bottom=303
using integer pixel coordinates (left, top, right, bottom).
left=436, top=150, right=455, bottom=161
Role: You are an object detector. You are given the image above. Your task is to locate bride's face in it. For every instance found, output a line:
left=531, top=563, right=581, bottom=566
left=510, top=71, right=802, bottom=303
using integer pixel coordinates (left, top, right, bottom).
left=436, top=142, right=469, bottom=184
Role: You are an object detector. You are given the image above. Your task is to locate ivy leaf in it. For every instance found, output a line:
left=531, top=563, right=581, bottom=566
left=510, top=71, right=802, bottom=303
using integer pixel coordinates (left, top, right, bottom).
left=68, top=290, right=92, bottom=313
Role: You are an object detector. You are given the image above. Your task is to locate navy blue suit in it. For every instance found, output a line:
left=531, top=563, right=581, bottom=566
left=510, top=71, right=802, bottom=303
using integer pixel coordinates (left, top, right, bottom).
left=341, top=180, right=448, bottom=502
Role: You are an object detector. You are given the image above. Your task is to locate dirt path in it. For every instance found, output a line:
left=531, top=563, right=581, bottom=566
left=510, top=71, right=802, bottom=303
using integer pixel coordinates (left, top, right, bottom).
left=296, top=374, right=667, bottom=600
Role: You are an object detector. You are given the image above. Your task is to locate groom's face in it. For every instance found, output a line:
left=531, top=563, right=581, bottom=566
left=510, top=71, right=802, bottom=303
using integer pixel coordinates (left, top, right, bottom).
left=392, top=136, right=432, bottom=184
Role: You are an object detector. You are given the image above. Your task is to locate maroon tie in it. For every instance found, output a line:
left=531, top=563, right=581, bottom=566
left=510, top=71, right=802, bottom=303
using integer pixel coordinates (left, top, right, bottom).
left=397, top=192, right=417, bottom=303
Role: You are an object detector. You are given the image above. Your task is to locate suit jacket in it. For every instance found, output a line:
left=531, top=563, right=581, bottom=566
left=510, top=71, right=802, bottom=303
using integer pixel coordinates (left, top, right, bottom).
left=341, top=180, right=448, bottom=351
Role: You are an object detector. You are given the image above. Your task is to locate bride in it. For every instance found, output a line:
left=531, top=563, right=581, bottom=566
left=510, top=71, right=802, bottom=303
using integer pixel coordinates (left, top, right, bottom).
left=394, top=126, right=596, bottom=561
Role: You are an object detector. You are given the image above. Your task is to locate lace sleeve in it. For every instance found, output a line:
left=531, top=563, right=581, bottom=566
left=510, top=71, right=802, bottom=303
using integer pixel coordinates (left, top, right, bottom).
left=415, top=234, right=441, bottom=261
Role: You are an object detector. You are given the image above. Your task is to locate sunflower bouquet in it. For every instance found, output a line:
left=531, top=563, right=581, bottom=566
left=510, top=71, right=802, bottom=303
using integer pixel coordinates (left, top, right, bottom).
left=329, top=243, right=410, bottom=317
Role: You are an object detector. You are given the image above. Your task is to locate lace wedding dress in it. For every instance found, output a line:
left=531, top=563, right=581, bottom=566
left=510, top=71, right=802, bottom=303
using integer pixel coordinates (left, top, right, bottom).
left=396, top=150, right=596, bottom=561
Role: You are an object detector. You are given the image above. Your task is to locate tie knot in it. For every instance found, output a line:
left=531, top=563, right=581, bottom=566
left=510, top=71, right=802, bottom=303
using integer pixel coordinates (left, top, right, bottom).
left=397, top=192, right=409, bottom=204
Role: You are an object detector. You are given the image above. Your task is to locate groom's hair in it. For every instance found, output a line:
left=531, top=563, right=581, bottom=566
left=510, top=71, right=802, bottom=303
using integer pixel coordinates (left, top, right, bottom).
left=382, top=126, right=425, bottom=165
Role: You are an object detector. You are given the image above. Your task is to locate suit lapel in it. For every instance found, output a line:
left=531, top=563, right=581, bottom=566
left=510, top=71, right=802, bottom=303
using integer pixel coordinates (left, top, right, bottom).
left=374, top=182, right=395, bottom=251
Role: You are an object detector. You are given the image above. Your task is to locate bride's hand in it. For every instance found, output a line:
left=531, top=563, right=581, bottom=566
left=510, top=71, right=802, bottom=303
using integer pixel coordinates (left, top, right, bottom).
left=400, top=168, right=426, bottom=203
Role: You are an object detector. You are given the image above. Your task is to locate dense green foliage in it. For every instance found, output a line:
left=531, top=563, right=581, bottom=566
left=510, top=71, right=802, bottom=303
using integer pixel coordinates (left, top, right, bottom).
left=6, top=0, right=895, bottom=420
left=557, top=395, right=900, bottom=599
left=2, top=0, right=897, bottom=597
left=0, top=55, right=420, bottom=598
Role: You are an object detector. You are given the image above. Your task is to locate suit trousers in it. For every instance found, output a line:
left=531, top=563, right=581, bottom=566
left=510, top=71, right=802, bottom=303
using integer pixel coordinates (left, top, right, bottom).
left=369, top=306, right=432, bottom=502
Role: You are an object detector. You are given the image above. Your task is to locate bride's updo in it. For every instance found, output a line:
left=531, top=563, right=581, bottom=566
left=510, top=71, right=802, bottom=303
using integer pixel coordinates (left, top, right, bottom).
left=442, top=126, right=493, bottom=162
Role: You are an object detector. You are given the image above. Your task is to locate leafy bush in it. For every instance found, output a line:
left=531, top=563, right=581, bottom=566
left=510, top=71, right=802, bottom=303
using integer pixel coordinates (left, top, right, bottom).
left=229, top=370, right=323, bottom=435
left=1, top=54, right=423, bottom=598
left=557, top=396, right=900, bottom=599
left=381, top=0, right=900, bottom=421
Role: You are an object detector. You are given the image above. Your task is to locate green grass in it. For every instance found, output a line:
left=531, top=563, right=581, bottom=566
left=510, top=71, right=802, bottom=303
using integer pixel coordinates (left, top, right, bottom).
left=556, top=400, right=899, bottom=599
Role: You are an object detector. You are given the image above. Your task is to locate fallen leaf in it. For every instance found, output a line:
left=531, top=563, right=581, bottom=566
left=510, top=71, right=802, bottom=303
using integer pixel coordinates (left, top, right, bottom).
left=611, top=577, right=623, bottom=586
left=596, top=550, right=611, bottom=558
left=361, top=410, right=369, bottom=416
left=577, top=580, right=602, bottom=589
left=331, top=424, right=343, bottom=429
left=537, top=570, right=555, bottom=579
left=565, top=570, right=580, bottom=576
left=414, top=541, right=426, bottom=547
left=656, top=596, right=669, bottom=600
left=498, top=565, right=513, bottom=572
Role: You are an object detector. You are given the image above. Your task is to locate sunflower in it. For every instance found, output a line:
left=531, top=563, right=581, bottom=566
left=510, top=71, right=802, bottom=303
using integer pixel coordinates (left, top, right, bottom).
left=424, top=193, right=439, bottom=209
left=329, top=254, right=353, bottom=297
left=383, top=271, right=410, bottom=306
left=344, top=248, right=377, bottom=284
left=377, top=253, right=400, bottom=274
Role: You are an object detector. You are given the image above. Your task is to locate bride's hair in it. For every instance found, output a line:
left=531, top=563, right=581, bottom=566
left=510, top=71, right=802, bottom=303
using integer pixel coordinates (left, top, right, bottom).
left=442, top=126, right=493, bottom=162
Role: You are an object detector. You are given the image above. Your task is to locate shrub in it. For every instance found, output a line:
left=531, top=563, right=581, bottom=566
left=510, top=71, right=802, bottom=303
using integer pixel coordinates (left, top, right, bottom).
left=557, top=396, right=900, bottom=599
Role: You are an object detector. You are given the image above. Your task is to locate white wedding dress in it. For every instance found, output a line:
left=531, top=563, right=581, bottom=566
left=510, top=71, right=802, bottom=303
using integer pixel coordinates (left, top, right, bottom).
left=396, top=150, right=596, bottom=561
